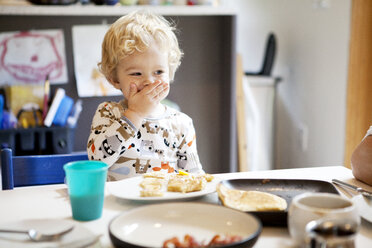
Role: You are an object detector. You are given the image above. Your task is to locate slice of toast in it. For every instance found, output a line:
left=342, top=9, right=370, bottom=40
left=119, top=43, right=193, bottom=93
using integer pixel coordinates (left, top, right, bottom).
left=167, top=174, right=207, bottom=193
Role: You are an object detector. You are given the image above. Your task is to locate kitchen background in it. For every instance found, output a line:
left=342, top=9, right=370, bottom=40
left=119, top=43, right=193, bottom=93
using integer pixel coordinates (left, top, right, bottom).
left=1, top=0, right=368, bottom=174
left=224, top=0, right=352, bottom=170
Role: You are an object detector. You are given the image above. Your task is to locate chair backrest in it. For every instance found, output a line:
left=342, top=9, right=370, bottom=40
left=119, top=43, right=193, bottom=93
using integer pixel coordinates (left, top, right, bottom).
left=245, top=32, right=277, bottom=76
left=1, top=148, right=88, bottom=190
left=259, top=33, right=276, bottom=76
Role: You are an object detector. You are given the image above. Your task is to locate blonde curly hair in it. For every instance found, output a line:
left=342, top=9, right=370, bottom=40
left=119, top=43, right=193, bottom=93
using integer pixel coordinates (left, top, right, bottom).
left=99, top=11, right=183, bottom=82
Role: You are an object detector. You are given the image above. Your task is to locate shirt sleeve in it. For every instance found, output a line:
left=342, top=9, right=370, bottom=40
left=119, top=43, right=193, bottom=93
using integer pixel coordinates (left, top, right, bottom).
left=87, top=102, right=137, bottom=167
left=176, top=116, right=204, bottom=174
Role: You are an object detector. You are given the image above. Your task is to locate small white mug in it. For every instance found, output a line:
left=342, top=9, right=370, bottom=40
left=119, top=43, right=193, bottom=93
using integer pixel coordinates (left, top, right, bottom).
left=288, top=192, right=360, bottom=245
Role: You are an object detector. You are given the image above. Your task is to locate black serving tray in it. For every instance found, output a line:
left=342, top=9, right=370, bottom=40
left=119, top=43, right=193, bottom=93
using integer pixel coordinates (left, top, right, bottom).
left=218, top=179, right=339, bottom=227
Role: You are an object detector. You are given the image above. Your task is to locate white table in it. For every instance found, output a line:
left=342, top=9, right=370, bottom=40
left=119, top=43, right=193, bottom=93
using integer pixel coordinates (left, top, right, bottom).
left=1, top=166, right=371, bottom=247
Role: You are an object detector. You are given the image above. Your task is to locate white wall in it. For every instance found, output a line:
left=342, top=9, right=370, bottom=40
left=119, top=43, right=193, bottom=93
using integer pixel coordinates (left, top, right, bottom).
left=222, top=0, right=351, bottom=169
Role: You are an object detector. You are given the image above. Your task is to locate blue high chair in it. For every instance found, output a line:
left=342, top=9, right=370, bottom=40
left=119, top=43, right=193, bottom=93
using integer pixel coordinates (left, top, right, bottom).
left=0, top=148, right=88, bottom=190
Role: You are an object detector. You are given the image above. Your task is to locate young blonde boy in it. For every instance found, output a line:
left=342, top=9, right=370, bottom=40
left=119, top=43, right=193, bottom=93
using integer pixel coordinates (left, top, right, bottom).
left=87, top=11, right=204, bottom=180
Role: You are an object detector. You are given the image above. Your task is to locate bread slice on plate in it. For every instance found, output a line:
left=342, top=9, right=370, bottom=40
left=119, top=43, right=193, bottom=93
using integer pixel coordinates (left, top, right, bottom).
left=217, top=183, right=287, bottom=211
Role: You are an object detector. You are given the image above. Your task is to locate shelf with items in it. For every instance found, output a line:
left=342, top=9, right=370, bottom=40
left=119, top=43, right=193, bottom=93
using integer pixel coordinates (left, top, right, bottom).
left=0, top=83, right=82, bottom=155
left=0, top=4, right=235, bottom=16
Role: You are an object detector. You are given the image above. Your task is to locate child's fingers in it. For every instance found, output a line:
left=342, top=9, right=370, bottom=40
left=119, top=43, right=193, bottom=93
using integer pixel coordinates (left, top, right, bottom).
left=152, top=83, right=169, bottom=101
left=146, top=81, right=168, bottom=97
left=129, top=83, right=137, bottom=98
left=153, top=82, right=168, bottom=96
left=143, top=80, right=162, bottom=95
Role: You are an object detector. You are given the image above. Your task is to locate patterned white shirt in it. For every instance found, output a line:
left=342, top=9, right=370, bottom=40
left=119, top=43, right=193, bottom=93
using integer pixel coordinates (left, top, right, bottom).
left=87, top=100, right=204, bottom=181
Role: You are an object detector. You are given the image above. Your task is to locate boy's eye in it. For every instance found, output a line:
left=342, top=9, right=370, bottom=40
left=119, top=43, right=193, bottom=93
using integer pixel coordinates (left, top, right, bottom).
left=155, top=70, right=164, bottom=75
left=130, top=72, right=142, bottom=76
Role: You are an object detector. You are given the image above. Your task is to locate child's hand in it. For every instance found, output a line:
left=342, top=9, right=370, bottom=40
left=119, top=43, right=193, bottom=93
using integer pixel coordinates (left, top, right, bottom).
left=124, top=80, right=169, bottom=127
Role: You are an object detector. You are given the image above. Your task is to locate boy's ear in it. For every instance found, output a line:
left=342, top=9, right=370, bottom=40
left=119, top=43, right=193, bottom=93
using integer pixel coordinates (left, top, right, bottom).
left=108, top=78, right=121, bottom=90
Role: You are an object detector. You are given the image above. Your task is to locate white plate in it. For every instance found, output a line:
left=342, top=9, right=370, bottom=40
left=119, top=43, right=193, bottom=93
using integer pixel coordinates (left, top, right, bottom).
left=107, top=175, right=220, bottom=201
left=109, top=202, right=262, bottom=248
left=0, top=219, right=98, bottom=248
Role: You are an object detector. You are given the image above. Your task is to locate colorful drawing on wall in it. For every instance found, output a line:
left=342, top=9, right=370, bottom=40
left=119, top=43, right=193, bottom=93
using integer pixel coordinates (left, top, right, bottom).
left=72, top=25, right=120, bottom=97
left=0, top=29, right=68, bottom=85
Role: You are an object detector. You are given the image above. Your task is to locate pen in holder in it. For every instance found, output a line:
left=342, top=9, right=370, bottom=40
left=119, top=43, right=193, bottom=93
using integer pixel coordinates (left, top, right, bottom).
left=42, top=75, right=50, bottom=122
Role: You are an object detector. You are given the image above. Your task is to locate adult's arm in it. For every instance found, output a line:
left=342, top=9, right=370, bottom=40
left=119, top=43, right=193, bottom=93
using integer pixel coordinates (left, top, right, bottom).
left=351, top=134, right=372, bottom=186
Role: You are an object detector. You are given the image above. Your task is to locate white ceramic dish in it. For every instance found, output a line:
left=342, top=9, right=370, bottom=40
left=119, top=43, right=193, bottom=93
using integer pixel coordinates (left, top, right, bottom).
left=0, top=219, right=98, bottom=248
left=107, top=175, right=220, bottom=201
left=109, top=202, right=262, bottom=248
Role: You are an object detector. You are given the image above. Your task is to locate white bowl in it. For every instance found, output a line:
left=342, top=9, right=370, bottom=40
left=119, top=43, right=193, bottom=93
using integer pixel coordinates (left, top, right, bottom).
left=109, top=202, right=262, bottom=248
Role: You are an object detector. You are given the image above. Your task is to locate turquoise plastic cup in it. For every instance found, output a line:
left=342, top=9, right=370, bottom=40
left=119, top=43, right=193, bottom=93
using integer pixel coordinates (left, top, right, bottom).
left=64, top=160, right=108, bottom=221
